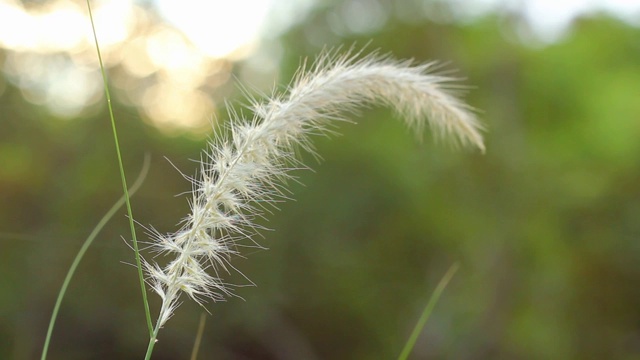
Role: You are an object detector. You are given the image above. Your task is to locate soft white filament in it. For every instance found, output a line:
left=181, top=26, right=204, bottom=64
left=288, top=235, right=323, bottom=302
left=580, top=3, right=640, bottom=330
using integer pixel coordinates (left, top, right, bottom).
left=145, top=51, right=485, bottom=329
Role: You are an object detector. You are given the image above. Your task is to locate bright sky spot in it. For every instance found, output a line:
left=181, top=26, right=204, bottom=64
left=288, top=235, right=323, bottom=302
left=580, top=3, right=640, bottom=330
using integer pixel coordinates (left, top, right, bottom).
left=0, top=0, right=135, bottom=52
left=463, top=0, right=640, bottom=41
left=154, top=0, right=275, bottom=59
left=521, top=0, right=640, bottom=40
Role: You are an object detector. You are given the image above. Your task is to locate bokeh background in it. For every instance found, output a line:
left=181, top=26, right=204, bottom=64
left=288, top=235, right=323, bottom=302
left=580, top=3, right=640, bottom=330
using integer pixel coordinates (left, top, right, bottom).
left=2, top=0, right=640, bottom=359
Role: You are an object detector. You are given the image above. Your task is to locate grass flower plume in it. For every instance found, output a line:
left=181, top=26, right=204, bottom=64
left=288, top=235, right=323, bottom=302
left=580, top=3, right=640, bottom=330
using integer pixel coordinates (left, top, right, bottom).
left=144, top=51, right=485, bottom=333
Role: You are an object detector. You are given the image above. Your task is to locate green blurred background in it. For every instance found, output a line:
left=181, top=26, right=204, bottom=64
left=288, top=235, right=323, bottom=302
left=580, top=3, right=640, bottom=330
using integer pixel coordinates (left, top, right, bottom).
left=1, top=0, right=640, bottom=359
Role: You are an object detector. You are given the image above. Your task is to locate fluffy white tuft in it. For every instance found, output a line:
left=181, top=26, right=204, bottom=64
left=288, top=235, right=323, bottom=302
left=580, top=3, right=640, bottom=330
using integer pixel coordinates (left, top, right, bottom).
left=145, top=50, right=485, bottom=329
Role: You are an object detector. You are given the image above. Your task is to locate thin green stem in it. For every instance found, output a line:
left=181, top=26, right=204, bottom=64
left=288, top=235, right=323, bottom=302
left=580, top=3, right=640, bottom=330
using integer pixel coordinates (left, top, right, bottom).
left=397, top=262, right=460, bottom=360
left=41, top=156, right=150, bottom=360
left=85, top=0, right=153, bottom=338
left=145, top=319, right=163, bottom=360
left=190, top=312, right=208, bottom=360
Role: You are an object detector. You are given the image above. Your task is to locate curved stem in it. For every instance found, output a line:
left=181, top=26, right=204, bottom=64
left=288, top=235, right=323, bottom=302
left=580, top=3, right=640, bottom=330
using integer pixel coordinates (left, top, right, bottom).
left=41, top=156, right=150, bottom=360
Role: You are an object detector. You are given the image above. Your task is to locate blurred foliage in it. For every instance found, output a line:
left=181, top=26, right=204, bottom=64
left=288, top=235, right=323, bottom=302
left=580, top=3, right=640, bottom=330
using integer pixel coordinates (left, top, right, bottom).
left=1, top=1, right=640, bottom=359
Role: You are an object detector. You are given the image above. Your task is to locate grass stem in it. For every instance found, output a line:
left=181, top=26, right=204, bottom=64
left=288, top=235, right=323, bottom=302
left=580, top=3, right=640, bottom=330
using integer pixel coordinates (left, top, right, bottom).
left=397, top=262, right=460, bottom=360
left=190, top=313, right=208, bottom=360
left=85, top=0, right=153, bottom=339
left=40, top=156, right=150, bottom=360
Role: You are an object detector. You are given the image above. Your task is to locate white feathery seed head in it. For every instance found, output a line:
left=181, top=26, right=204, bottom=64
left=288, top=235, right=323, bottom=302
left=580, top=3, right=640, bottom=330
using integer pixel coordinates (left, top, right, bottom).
left=144, top=50, right=485, bottom=329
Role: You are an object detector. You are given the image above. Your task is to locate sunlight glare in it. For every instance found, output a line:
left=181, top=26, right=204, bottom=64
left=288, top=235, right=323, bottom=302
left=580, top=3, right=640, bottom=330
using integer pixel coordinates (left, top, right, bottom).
left=154, top=0, right=274, bottom=59
left=0, top=0, right=135, bottom=53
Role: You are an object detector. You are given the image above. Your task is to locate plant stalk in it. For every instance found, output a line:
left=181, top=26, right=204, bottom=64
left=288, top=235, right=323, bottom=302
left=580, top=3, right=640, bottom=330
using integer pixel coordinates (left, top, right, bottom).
left=85, top=0, right=153, bottom=338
